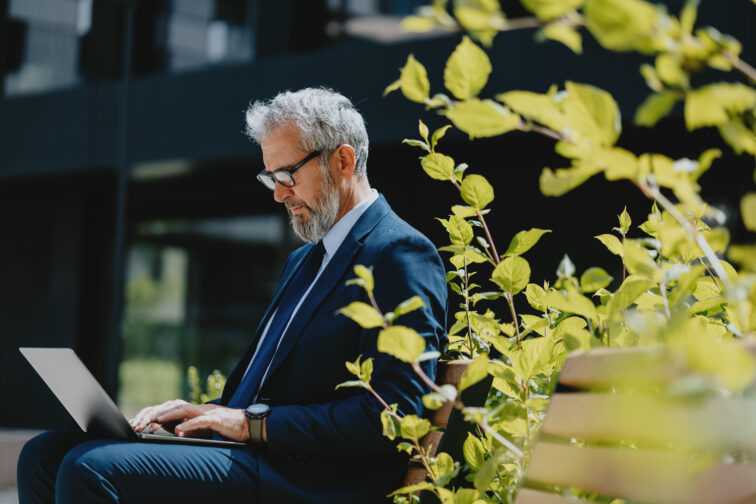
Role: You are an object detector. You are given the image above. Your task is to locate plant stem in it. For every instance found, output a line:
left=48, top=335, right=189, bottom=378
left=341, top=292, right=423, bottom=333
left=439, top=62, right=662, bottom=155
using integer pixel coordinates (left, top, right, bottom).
left=723, top=51, right=756, bottom=82
left=517, top=121, right=566, bottom=142
left=698, top=257, right=723, bottom=293
left=463, top=257, right=475, bottom=357
left=367, top=291, right=389, bottom=328
left=480, top=420, right=524, bottom=459
left=506, top=294, right=522, bottom=345
left=638, top=181, right=733, bottom=293
left=476, top=211, right=500, bottom=265
left=660, top=278, right=671, bottom=320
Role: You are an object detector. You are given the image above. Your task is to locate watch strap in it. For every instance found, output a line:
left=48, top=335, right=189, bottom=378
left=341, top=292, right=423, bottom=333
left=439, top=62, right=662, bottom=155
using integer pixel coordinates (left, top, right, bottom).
left=249, top=416, right=264, bottom=443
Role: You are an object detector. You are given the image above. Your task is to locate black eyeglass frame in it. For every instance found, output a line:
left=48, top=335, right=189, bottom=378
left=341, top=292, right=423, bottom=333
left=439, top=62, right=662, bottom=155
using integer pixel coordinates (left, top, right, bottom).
left=257, top=148, right=324, bottom=190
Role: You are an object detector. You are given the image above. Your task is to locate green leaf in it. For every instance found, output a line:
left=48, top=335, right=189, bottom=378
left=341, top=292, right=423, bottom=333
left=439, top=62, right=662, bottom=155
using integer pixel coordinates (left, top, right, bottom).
left=383, top=79, right=401, bottom=96
left=444, top=36, right=492, bottom=100
left=400, top=414, right=431, bottom=441
left=552, top=316, right=588, bottom=340
left=741, top=193, right=756, bottom=232
left=392, top=295, right=426, bottom=320
left=521, top=0, right=585, bottom=20
left=719, top=118, right=756, bottom=156
left=584, top=0, right=662, bottom=54
left=381, top=406, right=400, bottom=440
left=496, top=88, right=566, bottom=133
left=401, top=138, right=431, bottom=152
left=421, top=152, right=455, bottom=181
left=539, top=161, right=602, bottom=196
left=377, top=326, right=426, bottom=362
left=634, top=91, right=682, bottom=127
left=451, top=205, right=478, bottom=218
left=492, top=256, right=531, bottom=295
left=512, top=336, right=560, bottom=381
left=607, top=278, right=654, bottom=317
left=544, top=288, right=598, bottom=323
left=399, top=54, right=430, bottom=103
left=337, top=301, right=385, bottom=329
left=537, top=22, right=583, bottom=54
left=618, top=207, right=631, bottom=234
left=655, top=53, right=687, bottom=88
left=562, top=81, right=621, bottom=147
left=685, top=83, right=756, bottom=130
left=418, top=119, right=429, bottom=143
left=423, top=392, right=445, bottom=410
left=396, top=441, right=415, bottom=455
left=345, top=264, right=375, bottom=293
left=525, top=283, right=548, bottom=311
left=680, top=0, right=699, bottom=35
left=460, top=174, right=494, bottom=211
left=580, top=267, right=613, bottom=292
left=595, top=233, right=624, bottom=256
left=431, top=125, right=452, bottom=151
left=622, top=239, right=659, bottom=279
left=335, top=380, right=366, bottom=390
left=458, top=355, right=489, bottom=392
left=463, top=432, right=487, bottom=471
left=388, top=481, right=435, bottom=497
left=504, top=228, right=551, bottom=256
left=442, top=215, right=474, bottom=246
left=445, top=99, right=521, bottom=139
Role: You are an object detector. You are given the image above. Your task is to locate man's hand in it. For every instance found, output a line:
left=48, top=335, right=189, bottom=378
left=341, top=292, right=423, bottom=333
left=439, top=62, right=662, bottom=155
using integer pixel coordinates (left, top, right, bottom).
left=130, top=400, right=251, bottom=442
left=130, top=399, right=190, bottom=434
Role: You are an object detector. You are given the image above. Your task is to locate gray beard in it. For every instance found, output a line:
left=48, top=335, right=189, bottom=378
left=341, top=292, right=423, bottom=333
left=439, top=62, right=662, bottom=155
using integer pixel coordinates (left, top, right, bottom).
left=288, top=174, right=340, bottom=243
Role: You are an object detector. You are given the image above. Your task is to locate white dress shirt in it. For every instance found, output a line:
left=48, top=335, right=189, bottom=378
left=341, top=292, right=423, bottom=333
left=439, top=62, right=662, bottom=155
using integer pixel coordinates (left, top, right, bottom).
left=243, top=189, right=380, bottom=400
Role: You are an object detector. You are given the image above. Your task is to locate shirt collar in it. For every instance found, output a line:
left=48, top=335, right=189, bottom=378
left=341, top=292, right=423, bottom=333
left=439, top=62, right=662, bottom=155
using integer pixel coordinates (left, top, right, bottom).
left=321, top=189, right=379, bottom=264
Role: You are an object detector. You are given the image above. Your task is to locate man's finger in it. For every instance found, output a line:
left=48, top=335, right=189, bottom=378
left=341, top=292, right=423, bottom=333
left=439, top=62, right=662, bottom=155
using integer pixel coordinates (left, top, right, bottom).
left=175, top=416, right=214, bottom=437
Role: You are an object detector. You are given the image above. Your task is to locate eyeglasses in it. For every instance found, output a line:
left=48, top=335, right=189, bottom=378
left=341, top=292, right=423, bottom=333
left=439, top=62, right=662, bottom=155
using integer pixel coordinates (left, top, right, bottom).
left=257, top=149, right=324, bottom=191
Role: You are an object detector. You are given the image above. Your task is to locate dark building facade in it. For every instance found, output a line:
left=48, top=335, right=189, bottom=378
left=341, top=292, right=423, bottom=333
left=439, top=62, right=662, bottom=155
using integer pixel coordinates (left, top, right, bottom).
left=1, top=0, right=753, bottom=428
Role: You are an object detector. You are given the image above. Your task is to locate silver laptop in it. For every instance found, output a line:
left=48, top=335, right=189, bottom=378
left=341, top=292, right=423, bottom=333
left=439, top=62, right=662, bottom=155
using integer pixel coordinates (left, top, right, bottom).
left=20, top=347, right=245, bottom=447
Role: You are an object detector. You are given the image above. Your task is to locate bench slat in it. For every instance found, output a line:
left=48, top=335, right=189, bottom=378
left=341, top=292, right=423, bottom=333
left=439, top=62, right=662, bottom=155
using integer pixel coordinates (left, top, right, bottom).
left=526, top=442, right=756, bottom=504
left=542, top=393, right=756, bottom=452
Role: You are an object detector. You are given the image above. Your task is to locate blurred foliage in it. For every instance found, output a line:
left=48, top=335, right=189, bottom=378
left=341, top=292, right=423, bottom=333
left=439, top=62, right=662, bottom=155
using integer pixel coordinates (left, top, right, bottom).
left=187, top=366, right=226, bottom=404
left=351, top=0, right=756, bottom=502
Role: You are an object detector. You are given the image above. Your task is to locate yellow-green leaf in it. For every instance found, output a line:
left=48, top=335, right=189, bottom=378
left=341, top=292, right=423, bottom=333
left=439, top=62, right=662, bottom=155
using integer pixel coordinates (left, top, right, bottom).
left=595, top=233, right=624, bottom=256
left=492, top=256, right=531, bottom=295
left=400, top=54, right=430, bottom=103
left=463, top=432, right=486, bottom=471
left=422, top=152, right=455, bottom=181
left=337, top=301, right=385, bottom=328
left=346, top=264, right=375, bottom=292
left=538, top=22, right=583, bottom=54
left=539, top=161, right=602, bottom=196
left=443, top=215, right=474, bottom=246
left=445, top=99, right=521, bottom=139
left=401, top=15, right=438, bottom=32
left=618, top=207, right=632, bottom=234
left=418, top=120, right=429, bottom=143
left=685, top=83, right=756, bottom=130
left=458, top=355, right=489, bottom=392
left=545, top=288, right=598, bottom=323
left=634, top=91, right=682, bottom=127
left=377, top=326, right=426, bottom=362
left=562, top=81, right=621, bottom=147
left=521, top=0, right=585, bottom=20
left=496, top=88, right=566, bottom=133
left=741, top=193, right=756, bottom=231
left=584, top=0, right=662, bottom=54
left=461, top=174, right=494, bottom=211
left=655, top=53, right=688, bottom=88
left=431, top=125, right=452, bottom=151
left=444, top=36, right=492, bottom=100
left=400, top=414, right=431, bottom=441
left=580, top=267, right=613, bottom=292
left=392, top=296, right=426, bottom=319
left=504, top=228, right=551, bottom=256
left=719, top=119, right=756, bottom=156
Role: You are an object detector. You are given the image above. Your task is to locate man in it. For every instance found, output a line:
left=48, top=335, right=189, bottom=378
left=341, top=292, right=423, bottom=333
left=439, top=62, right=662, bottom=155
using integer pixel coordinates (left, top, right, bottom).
left=18, top=88, right=447, bottom=503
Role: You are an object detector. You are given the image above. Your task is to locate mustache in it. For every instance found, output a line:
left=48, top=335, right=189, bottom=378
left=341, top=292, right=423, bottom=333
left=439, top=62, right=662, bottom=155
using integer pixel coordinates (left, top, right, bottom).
left=285, top=199, right=313, bottom=215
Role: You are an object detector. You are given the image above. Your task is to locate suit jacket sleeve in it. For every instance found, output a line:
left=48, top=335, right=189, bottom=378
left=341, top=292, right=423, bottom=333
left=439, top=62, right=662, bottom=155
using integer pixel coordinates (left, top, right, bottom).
left=264, top=234, right=447, bottom=459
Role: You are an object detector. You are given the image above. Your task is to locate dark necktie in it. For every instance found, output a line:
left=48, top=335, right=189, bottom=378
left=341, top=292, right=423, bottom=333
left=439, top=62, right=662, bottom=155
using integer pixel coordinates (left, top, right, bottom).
left=226, top=241, right=326, bottom=408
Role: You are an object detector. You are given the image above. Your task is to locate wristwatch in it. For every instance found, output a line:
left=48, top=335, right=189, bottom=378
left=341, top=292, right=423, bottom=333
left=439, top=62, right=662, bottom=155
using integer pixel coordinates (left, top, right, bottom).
left=245, top=403, right=271, bottom=443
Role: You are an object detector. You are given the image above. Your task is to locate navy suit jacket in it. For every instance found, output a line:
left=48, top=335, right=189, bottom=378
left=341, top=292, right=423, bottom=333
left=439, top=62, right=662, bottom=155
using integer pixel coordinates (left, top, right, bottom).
left=220, top=195, right=447, bottom=503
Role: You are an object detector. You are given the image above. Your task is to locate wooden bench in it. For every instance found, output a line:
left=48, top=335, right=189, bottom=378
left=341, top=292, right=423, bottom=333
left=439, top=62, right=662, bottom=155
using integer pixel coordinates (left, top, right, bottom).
left=515, top=346, right=756, bottom=504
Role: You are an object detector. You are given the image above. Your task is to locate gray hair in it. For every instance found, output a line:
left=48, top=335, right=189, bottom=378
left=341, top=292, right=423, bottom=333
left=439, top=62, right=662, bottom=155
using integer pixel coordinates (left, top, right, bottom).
left=245, top=87, right=369, bottom=176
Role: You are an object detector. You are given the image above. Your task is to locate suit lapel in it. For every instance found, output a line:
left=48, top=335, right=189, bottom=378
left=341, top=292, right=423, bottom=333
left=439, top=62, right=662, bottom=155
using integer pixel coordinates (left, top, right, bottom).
left=265, top=195, right=392, bottom=380
left=222, top=246, right=314, bottom=403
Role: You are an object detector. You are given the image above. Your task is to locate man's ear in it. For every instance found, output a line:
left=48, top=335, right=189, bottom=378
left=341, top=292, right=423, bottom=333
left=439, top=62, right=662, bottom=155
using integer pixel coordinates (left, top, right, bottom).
left=333, top=144, right=356, bottom=178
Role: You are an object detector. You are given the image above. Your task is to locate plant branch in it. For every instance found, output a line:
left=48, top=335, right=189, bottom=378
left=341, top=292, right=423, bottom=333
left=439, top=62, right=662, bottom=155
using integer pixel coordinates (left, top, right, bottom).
left=638, top=180, right=733, bottom=293
left=463, top=257, right=475, bottom=357
left=659, top=278, right=671, bottom=320
left=517, top=121, right=566, bottom=142
left=506, top=293, right=522, bottom=345
left=723, top=51, right=756, bottom=82
left=480, top=420, right=524, bottom=459
left=477, top=211, right=501, bottom=265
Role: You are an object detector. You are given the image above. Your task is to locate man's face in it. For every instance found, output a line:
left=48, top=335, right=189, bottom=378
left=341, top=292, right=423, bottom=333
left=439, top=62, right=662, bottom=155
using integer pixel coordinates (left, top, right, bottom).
left=261, top=124, right=340, bottom=242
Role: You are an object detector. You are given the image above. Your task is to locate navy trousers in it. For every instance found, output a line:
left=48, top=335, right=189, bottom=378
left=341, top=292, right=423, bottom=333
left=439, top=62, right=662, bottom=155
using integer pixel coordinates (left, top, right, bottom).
left=17, top=430, right=260, bottom=504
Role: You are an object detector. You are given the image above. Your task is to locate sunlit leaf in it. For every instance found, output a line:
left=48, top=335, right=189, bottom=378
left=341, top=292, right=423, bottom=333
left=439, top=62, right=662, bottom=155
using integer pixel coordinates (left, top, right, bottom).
left=562, top=81, right=621, bottom=147
left=400, top=414, right=431, bottom=441
left=545, top=288, right=598, bottom=323
left=337, top=301, right=384, bottom=329
left=584, top=0, right=662, bottom=54
left=538, top=22, right=583, bottom=54
left=521, top=0, right=585, bottom=20
left=504, top=228, right=551, bottom=256
left=496, top=88, right=566, bottom=133
left=492, top=256, right=531, bottom=295
left=345, top=265, right=375, bottom=293
left=458, top=355, right=490, bottom=391
left=580, top=266, right=614, bottom=292
left=399, top=54, right=430, bottom=103
left=461, top=174, right=495, bottom=211
left=378, top=326, right=426, bottom=362
left=445, top=99, right=521, bottom=139
left=422, top=152, right=456, bottom=181
left=444, top=36, right=492, bottom=100
left=596, top=233, right=624, bottom=256
left=634, top=91, right=682, bottom=127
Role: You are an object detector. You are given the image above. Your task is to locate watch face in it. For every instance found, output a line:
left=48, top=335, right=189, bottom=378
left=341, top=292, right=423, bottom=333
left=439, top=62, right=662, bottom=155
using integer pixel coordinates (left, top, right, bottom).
left=247, top=403, right=270, bottom=416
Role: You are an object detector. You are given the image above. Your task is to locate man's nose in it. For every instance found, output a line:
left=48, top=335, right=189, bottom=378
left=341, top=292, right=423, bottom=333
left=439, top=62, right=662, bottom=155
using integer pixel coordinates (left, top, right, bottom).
left=273, top=182, right=291, bottom=203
